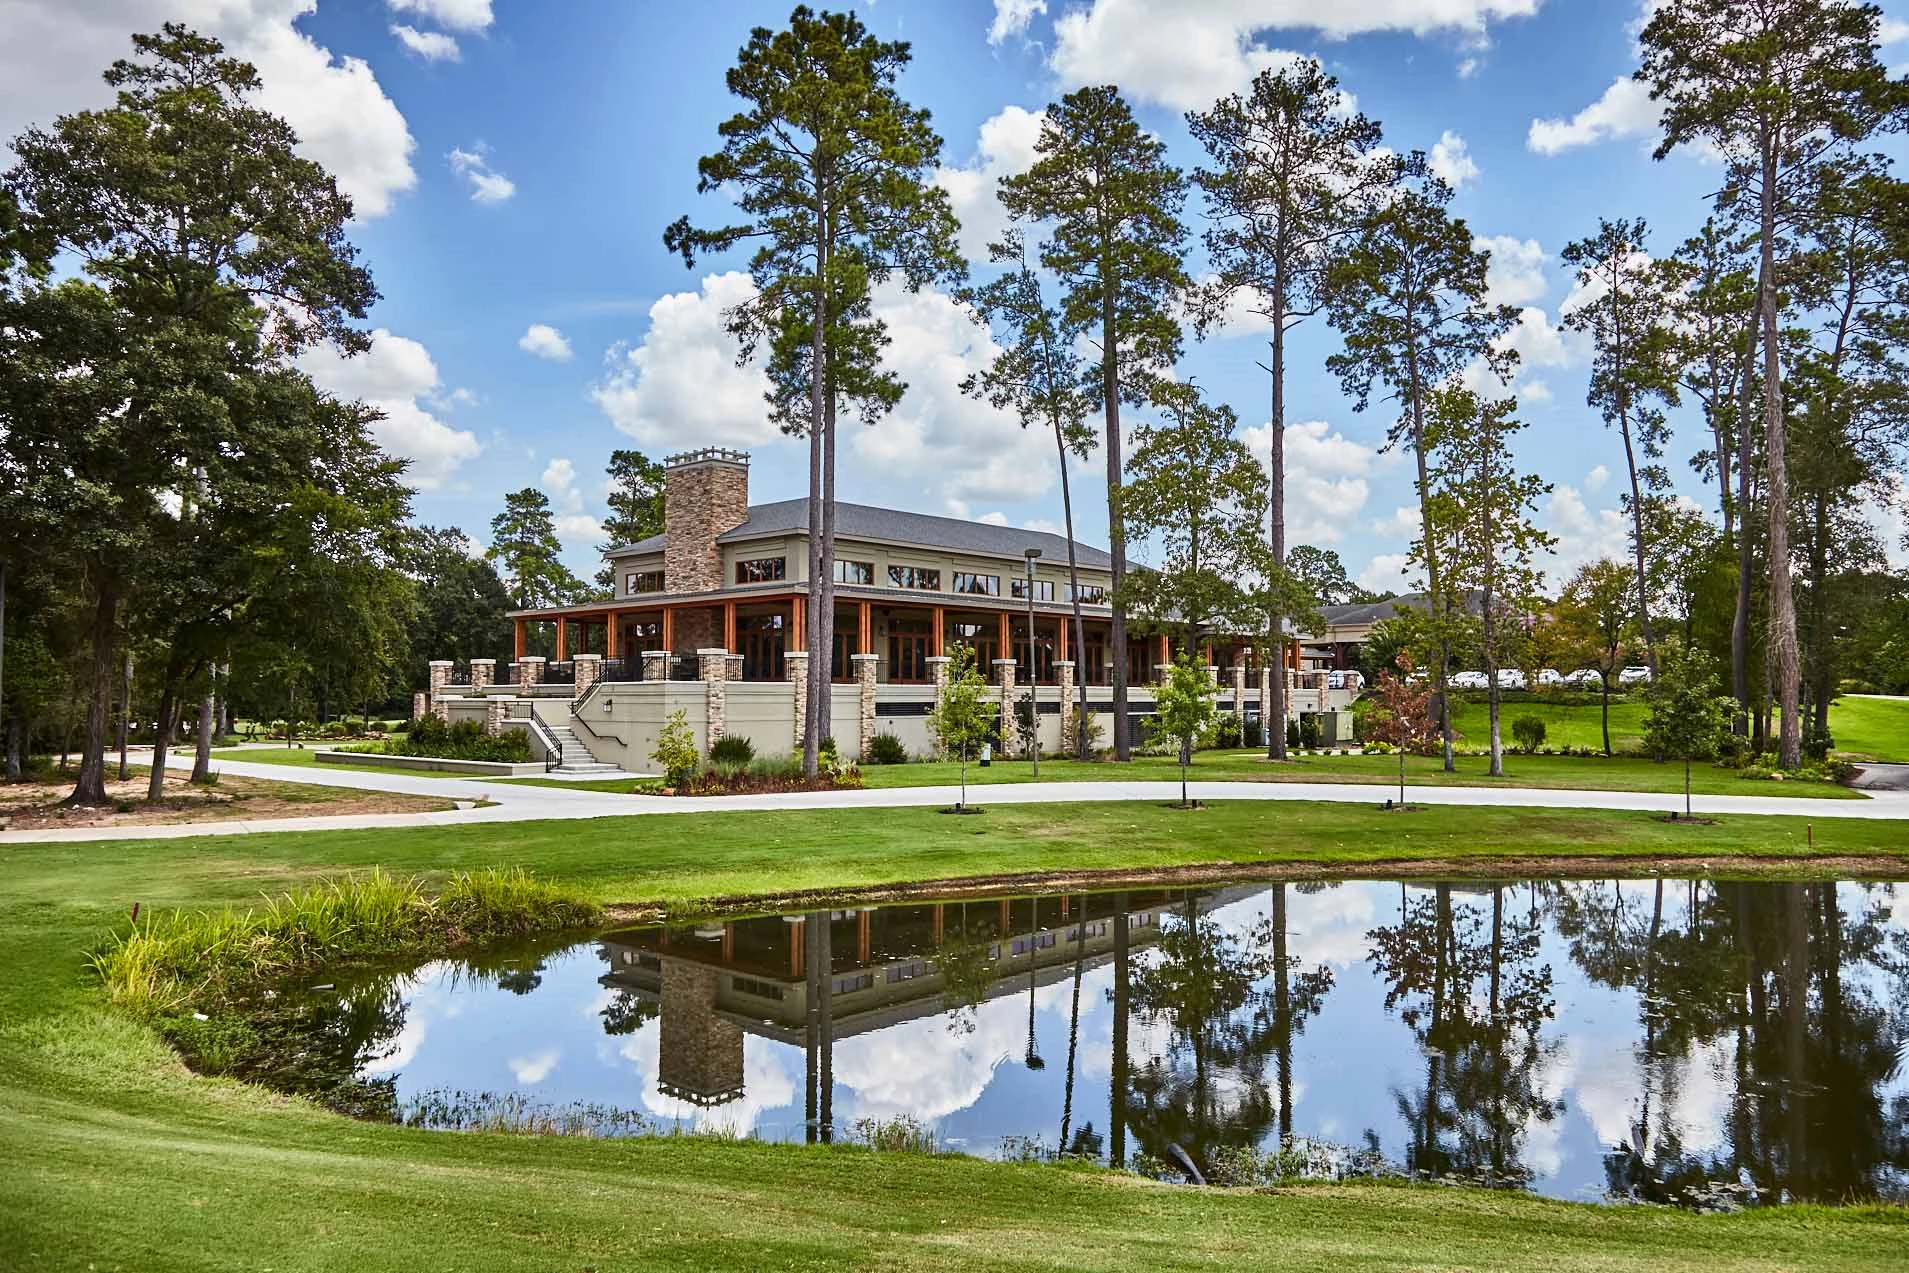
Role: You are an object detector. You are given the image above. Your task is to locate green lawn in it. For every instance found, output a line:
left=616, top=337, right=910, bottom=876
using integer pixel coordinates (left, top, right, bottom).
left=1827, top=696, right=1909, bottom=763
left=1450, top=694, right=1650, bottom=751
left=507, top=748, right=1861, bottom=800
left=7, top=804, right=1908, bottom=1270
left=209, top=745, right=470, bottom=781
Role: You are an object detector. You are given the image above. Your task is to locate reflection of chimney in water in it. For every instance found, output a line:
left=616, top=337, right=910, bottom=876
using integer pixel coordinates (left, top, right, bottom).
left=658, top=960, right=745, bottom=1106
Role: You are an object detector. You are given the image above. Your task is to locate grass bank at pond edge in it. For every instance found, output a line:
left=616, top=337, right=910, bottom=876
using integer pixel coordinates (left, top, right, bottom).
left=6, top=802, right=1909, bottom=1270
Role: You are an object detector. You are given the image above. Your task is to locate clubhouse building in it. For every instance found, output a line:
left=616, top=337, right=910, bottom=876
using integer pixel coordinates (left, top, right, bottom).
left=423, top=448, right=1355, bottom=771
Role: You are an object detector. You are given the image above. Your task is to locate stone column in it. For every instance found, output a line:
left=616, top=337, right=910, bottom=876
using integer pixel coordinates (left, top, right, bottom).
left=470, top=658, right=496, bottom=692
left=786, top=650, right=810, bottom=750
left=1232, top=664, right=1247, bottom=726
left=1206, top=663, right=1221, bottom=688
left=574, top=653, right=602, bottom=698
left=427, top=660, right=454, bottom=720
left=411, top=691, right=428, bottom=723
left=1055, top=660, right=1076, bottom=756
left=641, top=650, right=670, bottom=682
left=516, top=656, right=544, bottom=689
left=925, top=655, right=951, bottom=758
left=994, top=658, right=1017, bottom=755
left=852, top=652, right=879, bottom=760
left=485, top=696, right=507, bottom=737
left=1155, top=663, right=1173, bottom=686
left=699, top=649, right=728, bottom=744
left=1259, top=665, right=1273, bottom=738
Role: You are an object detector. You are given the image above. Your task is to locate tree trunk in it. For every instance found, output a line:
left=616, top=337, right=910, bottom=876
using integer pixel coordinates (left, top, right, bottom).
left=1601, top=674, right=1612, bottom=757
left=1055, top=421, right=1091, bottom=760
left=66, top=582, right=118, bottom=807
left=802, top=190, right=830, bottom=778
left=1731, top=311, right=1760, bottom=735
left=146, top=687, right=176, bottom=803
left=116, top=651, right=134, bottom=781
left=191, top=684, right=215, bottom=783
left=1266, top=316, right=1289, bottom=761
left=1104, top=285, right=1131, bottom=762
left=1619, top=412, right=1658, bottom=671
left=821, top=385, right=839, bottom=754
left=1760, top=143, right=1800, bottom=770
left=1403, top=340, right=1453, bottom=772
left=5, top=711, right=21, bottom=782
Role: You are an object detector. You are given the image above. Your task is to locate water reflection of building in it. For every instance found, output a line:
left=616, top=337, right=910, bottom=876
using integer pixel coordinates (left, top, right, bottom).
left=600, top=889, right=1253, bottom=1133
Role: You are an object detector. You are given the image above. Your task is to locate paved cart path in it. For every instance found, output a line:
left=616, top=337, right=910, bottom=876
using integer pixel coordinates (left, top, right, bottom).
left=2, top=751, right=1905, bottom=843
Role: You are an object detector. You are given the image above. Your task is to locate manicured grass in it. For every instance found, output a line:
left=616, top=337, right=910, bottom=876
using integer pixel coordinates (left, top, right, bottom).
left=1828, top=695, right=1909, bottom=762
left=209, top=745, right=467, bottom=781
left=1449, top=694, right=1649, bottom=751
left=5, top=804, right=1907, bottom=1271
left=507, top=749, right=1861, bottom=800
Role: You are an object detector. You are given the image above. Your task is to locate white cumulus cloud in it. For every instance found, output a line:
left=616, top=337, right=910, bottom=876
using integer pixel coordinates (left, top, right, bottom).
left=1528, top=76, right=1660, bottom=155
left=298, top=330, right=482, bottom=491
left=449, top=144, right=514, bottom=203
left=934, top=105, right=1047, bottom=262
left=386, top=0, right=492, bottom=32
left=1428, top=129, right=1479, bottom=189
left=0, top=1, right=419, bottom=219
left=1241, top=419, right=1388, bottom=546
left=390, top=24, right=459, bottom=61
left=1476, top=234, right=1548, bottom=307
left=988, top=0, right=1047, bottom=44
left=1585, top=463, right=1610, bottom=492
left=518, top=323, right=573, bottom=361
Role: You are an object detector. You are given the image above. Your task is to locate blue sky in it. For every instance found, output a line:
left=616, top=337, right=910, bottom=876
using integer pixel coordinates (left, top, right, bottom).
left=5, top=1, right=1906, bottom=591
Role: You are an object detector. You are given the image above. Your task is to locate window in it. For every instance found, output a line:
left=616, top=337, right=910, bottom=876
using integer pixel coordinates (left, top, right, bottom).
left=889, top=564, right=941, bottom=591
left=1011, top=578, right=1055, bottom=601
left=887, top=961, right=926, bottom=984
left=625, top=570, right=664, bottom=595
left=952, top=572, right=999, bottom=597
left=735, top=557, right=786, bottom=584
left=732, top=976, right=785, bottom=1001
left=834, top=559, right=874, bottom=585
left=888, top=616, right=931, bottom=683
left=1069, top=583, right=1107, bottom=605
left=834, top=973, right=874, bottom=994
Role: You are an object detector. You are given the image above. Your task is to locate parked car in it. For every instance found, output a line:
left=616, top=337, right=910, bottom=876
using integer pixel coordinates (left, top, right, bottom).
left=1495, top=668, right=1528, bottom=690
left=1619, top=665, right=1654, bottom=687
left=1536, top=668, right=1564, bottom=687
left=1449, top=670, right=1490, bottom=690
left=1564, top=667, right=1604, bottom=688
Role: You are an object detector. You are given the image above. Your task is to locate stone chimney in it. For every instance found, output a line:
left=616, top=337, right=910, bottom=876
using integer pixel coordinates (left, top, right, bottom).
left=663, top=448, right=750, bottom=594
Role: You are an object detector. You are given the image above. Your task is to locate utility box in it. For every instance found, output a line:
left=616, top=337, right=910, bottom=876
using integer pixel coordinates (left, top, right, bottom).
left=1316, top=711, right=1356, bottom=745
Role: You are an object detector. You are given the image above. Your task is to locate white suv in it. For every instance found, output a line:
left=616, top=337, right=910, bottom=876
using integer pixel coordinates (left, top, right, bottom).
left=1495, top=668, right=1528, bottom=690
left=1449, top=670, right=1490, bottom=690
left=1618, top=665, right=1653, bottom=687
left=1564, top=668, right=1604, bottom=688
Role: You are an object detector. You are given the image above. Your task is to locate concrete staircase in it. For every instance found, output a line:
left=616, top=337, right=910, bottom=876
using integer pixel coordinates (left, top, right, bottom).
left=543, top=723, right=619, bottom=776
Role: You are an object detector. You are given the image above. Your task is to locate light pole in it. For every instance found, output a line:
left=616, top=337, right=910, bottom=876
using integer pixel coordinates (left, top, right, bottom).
left=1023, top=548, right=1042, bottom=777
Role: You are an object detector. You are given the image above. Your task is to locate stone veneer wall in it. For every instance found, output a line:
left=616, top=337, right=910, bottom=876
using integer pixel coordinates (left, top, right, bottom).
left=662, top=450, right=749, bottom=595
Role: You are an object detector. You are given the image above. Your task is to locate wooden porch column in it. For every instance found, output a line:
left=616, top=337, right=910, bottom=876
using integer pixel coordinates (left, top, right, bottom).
left=555, top=616, right=569, bottom=661
left=722, top=922, right=734, bottom=962
left=1158, top=633, right=1170, bottom=665
left=933, top=904, right=945, bottom=945
left=661, top=605, right=675, bottom=653
left=790, top=594, right=806, bottom=652
left=931, top=606, right=945, bottom=657
left=997, top=611, right=1010, bottom=655
left=605, top=612, right=619, bottom=658
left=1057, top=616, right=1069, bottom=663
left=857, top=601, right=871, bottom=654
left=857, top=910, right=870, bottom=964
left=723, top=600, right=737, bottom=652
left=513, top=618, right=526, bottom=660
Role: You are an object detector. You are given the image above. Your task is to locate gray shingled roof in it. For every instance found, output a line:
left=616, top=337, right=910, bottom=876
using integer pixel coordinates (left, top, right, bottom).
left=608, top=498, right=1115, bottom=569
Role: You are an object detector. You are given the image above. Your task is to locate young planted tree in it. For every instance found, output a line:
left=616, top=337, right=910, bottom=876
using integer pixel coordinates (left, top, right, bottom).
left=593, top=449, right=667, bottom=592
left=1556, top=560, right=1638, bottom=757
left=1321, top=169, right=1517, bottom=771
left=3, top=25, right=376, bottom=805
left=960, top=230, right=1097, bottom=758
left=487, top=489, right=584, bottom=613
left=1644, top=642, right=1730, bottom=817
left=1424, top=386, right=1554, bottom=777
left=665, top=7, right=961, bottom=776
left=1120, top=380, right=1268, bottom=656
left=1639, top=0, right=1905, bottom=768
left=927, top=644, right=994, bottom=811
left=1187, top=59, right=1394, bottom=760
left=999, top=85, right=1189, bottom=761
left=1363, top=653, right=1438, bottom=806
left=1560, top=219, right=1682, bottom=672
left=1153, top=655, right=1219, bottom=808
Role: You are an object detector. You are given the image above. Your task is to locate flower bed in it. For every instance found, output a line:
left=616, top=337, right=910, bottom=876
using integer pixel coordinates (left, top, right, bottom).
left=666, top=768, right=865, bottom=797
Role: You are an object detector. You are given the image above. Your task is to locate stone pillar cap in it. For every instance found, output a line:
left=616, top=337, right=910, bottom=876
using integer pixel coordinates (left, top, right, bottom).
left=992, top=657, right=1018, bottom=665
left=641, top=649, right=670, bottom=658
left=469, top=658, right=496, bottom=665
left=1053, top=660, right=1076, bottom=667
left=924, top=655, right=952, bottom=663
left=429, top=659, right=455, bottom=667
left=575, top=653, right=601, bottom=661
left=695, top=647, right=729, bottom=657
left=849, top=652, right=880, bottom=662
left=519, top=655, right=546, bottom=663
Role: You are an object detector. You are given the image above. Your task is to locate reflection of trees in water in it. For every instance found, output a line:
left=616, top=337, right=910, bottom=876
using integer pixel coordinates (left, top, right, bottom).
left=1366, top=883, right=1561, bottom=1188
left=1561, top=879, right=1909, bottom=1205
left=1118, top=888, right=1333, bottom=1179
left=599, top=987, right=659, bottom=1036
left=934, top=902, right=998, bottom=1036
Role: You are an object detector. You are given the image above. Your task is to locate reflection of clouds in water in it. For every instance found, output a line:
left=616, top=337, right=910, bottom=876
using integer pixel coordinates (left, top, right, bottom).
left=360, top=963, right=445, bottom=1074
left=613, top=1030, right=798, bottom=1136
left=1286, top=884, right=1377, bottom=969
left=508, top=1048, right=561, bottom=1084
left=833, top=982, right=1046, bottom=1124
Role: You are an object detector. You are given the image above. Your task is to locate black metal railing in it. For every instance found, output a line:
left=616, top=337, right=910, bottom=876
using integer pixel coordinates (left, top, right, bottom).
left=669, top=657, right=701, bottom=682
left=526, top=704, right=563, bottom=772
left=443, top=666, right=472, bottom=687
left=595, top=657, right=638, bottom=683
left=542, top=660, right=576, bottom=685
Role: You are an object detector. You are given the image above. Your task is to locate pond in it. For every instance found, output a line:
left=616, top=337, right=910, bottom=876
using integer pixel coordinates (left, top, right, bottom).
left=275, top=877, right=1909, bottom=1207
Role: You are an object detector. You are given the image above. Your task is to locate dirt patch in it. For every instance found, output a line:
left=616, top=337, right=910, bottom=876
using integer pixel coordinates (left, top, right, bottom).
left=600, top=852, right=1909, bottom=927
left=0, top=769, right=453, bottom=830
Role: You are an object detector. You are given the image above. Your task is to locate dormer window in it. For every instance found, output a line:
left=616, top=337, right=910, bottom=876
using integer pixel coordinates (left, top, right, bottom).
left=625, top=570, right=664, bottom=595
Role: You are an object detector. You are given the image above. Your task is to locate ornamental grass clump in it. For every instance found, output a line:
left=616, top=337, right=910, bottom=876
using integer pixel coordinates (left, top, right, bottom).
left=89, top=868, right=599, bottom=1019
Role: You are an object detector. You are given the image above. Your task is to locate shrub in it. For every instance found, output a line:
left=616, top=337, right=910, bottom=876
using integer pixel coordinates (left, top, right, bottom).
left=1511, top=715, right=1546, bottom=754
left=319, top=720, right=351, bottom=739
left=651, top=709, right=699, bottom=786
left=1242, top=717, right=1263, bottom=749
left=865, top=732, right=908, bottom=765
left=1213, top=716, right=1242, bottom=749
left=1298, top=714, right=1320, bottom=749
left=1286, top=719, right=1301, bottom=749
left=708, top=734, right=756, bottom=774
left=386, top=715, right=530, bottom=763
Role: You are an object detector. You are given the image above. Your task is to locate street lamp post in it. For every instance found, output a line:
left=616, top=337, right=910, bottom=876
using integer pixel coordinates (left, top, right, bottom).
left=1023, top=548, right=1042, bottom=777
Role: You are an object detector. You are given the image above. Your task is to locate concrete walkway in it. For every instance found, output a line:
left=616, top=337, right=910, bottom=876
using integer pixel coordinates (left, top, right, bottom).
left=2, top=750, right=1906, bottom=844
